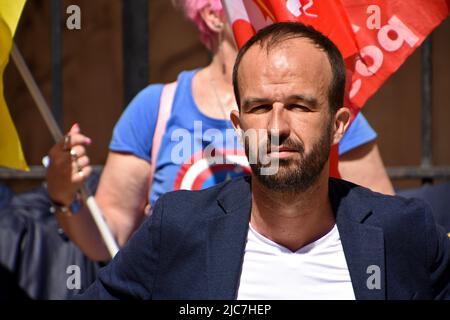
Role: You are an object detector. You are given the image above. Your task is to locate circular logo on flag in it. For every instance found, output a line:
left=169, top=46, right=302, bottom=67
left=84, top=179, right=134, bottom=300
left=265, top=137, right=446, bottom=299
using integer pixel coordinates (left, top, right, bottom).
left=173, top=149, right=251, bottom=190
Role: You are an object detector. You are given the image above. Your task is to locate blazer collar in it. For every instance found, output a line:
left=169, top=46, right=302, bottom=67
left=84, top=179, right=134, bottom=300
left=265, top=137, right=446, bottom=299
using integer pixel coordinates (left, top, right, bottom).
left=207, top=177, right=252, bottom=299
left=330, top=178, right=386, bottom=300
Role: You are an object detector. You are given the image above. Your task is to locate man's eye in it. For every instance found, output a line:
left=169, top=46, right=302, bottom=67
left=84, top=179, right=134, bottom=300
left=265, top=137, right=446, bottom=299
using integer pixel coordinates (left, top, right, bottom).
left=250, top=105, right=271, bottom=113
left=287, top=104, right=310, bottom=112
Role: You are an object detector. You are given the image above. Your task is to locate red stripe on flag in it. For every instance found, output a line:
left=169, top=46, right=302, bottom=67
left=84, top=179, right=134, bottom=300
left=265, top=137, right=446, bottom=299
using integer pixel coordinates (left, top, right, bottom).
left=232, top=19, right=256, bottom=49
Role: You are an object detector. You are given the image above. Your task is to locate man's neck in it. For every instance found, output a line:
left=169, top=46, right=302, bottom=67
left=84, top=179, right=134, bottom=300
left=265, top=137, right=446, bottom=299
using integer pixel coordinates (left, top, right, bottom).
left=250, top=171, right=335, bottom=252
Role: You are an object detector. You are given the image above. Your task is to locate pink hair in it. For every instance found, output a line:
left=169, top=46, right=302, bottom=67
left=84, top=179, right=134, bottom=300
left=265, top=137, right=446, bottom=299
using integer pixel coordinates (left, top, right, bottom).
left=175, top=0, right=224, bottom=50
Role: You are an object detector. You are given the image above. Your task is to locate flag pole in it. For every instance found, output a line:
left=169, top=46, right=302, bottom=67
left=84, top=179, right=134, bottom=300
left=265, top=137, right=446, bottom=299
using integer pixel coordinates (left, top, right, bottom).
left=10, top=43, right=119, bottom=259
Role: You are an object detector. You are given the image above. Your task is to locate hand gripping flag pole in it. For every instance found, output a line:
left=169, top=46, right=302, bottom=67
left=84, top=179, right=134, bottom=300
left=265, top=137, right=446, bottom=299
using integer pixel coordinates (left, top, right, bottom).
left=11, top=43, right=119, bottom=259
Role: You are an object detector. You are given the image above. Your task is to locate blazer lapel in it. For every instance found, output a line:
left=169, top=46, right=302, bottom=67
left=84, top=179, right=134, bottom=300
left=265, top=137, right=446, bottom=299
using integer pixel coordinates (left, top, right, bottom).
left=337, top=218, right=386, bottom=299
left=207, top=178, right=252, bottom=299
left=331, top=179, right=386, bottom=300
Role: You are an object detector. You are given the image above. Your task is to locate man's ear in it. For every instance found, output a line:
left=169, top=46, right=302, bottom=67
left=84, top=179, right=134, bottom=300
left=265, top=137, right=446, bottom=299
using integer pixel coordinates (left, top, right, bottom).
left=332, top=107, right=351, bottom=145
left=230, top=110, right=244, bottom=145
left=230, top=110, right=241, bottom=129
left=199, top=3, right=224, bottom=33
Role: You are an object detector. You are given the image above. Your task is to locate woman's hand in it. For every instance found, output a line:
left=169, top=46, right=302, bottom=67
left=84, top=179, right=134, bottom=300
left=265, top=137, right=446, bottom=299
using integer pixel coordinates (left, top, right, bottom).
left=46, top=123, right=92, bottom=205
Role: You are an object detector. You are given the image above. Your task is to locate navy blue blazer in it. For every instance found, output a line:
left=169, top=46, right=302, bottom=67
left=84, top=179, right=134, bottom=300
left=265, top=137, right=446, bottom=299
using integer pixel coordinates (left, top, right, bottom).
left=79, top=177, right=450, bottom=299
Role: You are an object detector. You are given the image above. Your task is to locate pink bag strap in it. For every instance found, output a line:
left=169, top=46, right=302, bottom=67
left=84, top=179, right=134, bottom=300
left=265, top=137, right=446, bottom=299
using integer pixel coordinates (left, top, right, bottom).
left=150, top=81, right=177, bottom=183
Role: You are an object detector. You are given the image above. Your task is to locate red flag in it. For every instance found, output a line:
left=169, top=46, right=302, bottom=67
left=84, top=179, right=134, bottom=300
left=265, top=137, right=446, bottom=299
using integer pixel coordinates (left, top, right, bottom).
left=343, top=0, right=449, bottom=110
left=222, top=0, right=449, bottom=177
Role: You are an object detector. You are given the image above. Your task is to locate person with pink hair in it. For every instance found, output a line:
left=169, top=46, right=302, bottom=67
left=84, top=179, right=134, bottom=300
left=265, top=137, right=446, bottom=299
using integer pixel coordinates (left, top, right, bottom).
left=46, top=0, right=393, bottom=262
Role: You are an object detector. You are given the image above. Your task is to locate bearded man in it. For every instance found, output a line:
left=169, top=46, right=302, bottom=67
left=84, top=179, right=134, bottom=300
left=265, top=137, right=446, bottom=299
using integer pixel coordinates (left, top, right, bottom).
left=78, top=22, right=450, bottom=300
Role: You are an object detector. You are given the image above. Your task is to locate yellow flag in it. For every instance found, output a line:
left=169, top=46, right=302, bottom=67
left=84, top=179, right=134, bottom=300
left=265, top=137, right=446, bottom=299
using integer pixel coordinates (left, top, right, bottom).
left=0, top=0, right=28, bottom=170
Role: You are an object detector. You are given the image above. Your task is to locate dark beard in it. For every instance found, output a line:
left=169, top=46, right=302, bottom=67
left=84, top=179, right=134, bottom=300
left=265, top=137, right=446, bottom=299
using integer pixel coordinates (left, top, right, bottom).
left=246, top=121, right=333, bottom=193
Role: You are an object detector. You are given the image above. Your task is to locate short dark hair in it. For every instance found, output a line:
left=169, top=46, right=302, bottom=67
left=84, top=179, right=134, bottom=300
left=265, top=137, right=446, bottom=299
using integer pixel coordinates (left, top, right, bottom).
left=232, top=22, right=346, bottom=113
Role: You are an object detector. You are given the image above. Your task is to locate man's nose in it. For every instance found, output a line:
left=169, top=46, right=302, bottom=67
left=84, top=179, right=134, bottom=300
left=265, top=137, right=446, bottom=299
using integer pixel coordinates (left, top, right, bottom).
left=267, top=103, right=290, bottom=139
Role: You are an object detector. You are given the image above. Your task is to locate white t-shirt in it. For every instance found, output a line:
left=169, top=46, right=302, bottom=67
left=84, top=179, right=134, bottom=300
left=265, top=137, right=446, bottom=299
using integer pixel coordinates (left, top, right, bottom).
left=237, top=224, right=355, bottom=300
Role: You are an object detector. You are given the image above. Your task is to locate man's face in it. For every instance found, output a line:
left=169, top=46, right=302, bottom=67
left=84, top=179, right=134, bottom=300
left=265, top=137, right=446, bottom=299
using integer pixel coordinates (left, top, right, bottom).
left=232, top=37, right=335, bottom=192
